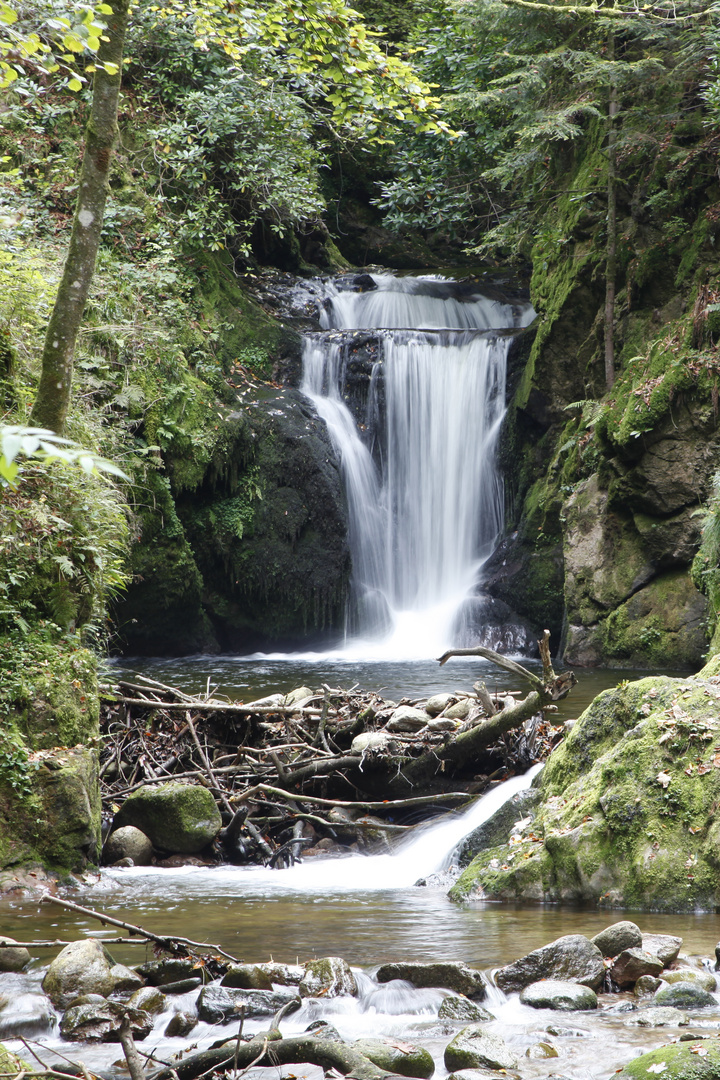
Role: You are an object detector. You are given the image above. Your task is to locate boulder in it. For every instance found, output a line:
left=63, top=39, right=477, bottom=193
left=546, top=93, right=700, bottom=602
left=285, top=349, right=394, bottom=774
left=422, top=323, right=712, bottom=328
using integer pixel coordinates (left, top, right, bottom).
left=617, top=1038, right=720, bottom=1079
left=42, top=939, right=116, bottom=1007
left=610, top=949, right=664, bottom=987
left=284, top=687, right=314, bottom=706
left=376, top=962, right=485, bottom=999
left=102, top=825, right=154, bottom=866
left=222, top=965, right=274, bottom=990
left=300, top=957, right=357, bottom=998
left=0, top=938, right=30, bottom=973
left=444, top=1025, right=518, bottom=1072
left=443, top=699, right=471, bottom=721
left=196, top=984, right=297, bottom=1023
left=261, top=962, right=304, bottom=986
left=635, top=975, right=662, bottom=998
left=351, top=732, right=391, bottom=754
left=642, top=934, right=683, bottom=967
left=353, top=1038, right=435, bottom=1078
left=519, top=980, right=598, bottom=1011
left=60, top=1000, right=153, bottom=1042
left=495, top=936, right=604, bottom=992
left=661, top=969, right=717, bottom=992
left=591, top=921, right=642, bottom=958
left=0, top=993, right=55, bottom=1038
left=164, top=1011, right=196, bottom=1037
left=455, top=790, right=540, bottom=867
left=525, top=1042, right=559, bottom=1059
left=425, top=694, right=454, bottom=717
left=112, top=783, right=222, bottom=854
left=624, top=1007, right=689, bottom=1027
left=108, top=963, right=144, bottom=994
left=653, top=982, right=716, bottom=1009
left=126, top=986, right=167, bottom=1013
left=137, top=958, right=199, bottom=986
left=386, top=707, right=430, bottom=733
left=438, top=997, right=493, bottom=1023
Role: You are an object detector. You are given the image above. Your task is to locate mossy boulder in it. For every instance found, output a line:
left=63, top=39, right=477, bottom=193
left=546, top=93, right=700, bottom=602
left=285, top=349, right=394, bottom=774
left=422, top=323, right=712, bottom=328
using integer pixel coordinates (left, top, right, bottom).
left=43, top=939, right=117, bottom=1007
left=300, top=957, right=357, bottom=998
left=112, top=782, right=222, bottom=854
left=617, top=1039, right=720, bottom=1079
left=353, top=1038, right=435, bottom=1078
left=375, top=962, right=485, bottom=999
left=438, top=997, right=493, bottom=1023
left=495, top=935, right=604, bottom=992
left=449, top=661, right=720, bottom=909
left=653, top=983, right=716, bottom=1009
left=444, top=1026, right=518, bottom=1072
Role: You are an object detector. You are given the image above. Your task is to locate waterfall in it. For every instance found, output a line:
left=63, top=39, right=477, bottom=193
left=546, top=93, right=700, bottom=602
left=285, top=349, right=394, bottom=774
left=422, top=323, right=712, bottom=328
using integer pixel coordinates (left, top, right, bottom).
left=301, top=274, right=532, bottom=658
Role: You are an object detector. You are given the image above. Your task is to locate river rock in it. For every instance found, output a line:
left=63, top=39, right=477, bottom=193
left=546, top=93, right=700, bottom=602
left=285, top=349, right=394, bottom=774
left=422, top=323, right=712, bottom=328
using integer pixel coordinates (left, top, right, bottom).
left=444, top=1025, right=519, bottom=1072
left=635, top=975, right=662, bottom=997
left=616, top=1038, right=720, bottom=1079
left=591, top=921, right=642, bottom=957
left=386, top=706, right=430, bottom=732
left=519, top=980, right=598, bottom=1011
left=300, top=957, right=357, bottom=998
left=126, top=986, right=167, bottom=1013
left=455, top=789, right=540, bottom=867
left=610, top=949, right=664, bottom=987
left=165, top=1011, right=197, bottom=1037
left=0, top=993, right=55, bottom=1038
left=137, top=958, right=199, bottom=985
left=42, top=939, right=116, bottom=1007
left=60, top=1000, right=153, bottom=1042
left=495, top=935, right=604, bottom=992
left=112, top=782, right=222, bottom=854
left=102, top=825, right=154, bottom=866
left=526, top=1042, right=559, bottom=1059
left=438, top=996, right=493, bottom=1022
left=653, top=982, right=716, bottom=1009
left=196, top=984, right=297, bottom=1023
left=376, top=962, right=485, bottom=999
left=305, top=1020, right=344, bottom=1041
left=425, top=717, right=460, bottom=733
left=222, top=964, right=274, bottom=990
left=284, top=686, right=314, bottom=706
left=109, top=963, right=144, bottom=993
left=624, top=1007, right=689, bottom=1027
left=447, top=1072, right=520, bottom=1080
left=354, top=1038, right=435, bottom=1078
left=351, top=732, right=392, bottom=753
left=261, top=962, right=305, bottom=986
left=642, top=934, right=682, bottom=967
left=442, top=699, right=472, bottom=721
left=660, top=969, right=717, bottom=992
left=0, top=938, right=30, bottom=973
left=425, top=694, right=454, bottom=717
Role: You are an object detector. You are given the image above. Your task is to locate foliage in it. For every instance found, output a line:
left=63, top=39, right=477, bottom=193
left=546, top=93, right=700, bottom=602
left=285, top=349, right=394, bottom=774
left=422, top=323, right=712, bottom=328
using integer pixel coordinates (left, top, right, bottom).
left=0, top=0, right=117, bottom=91
left=0, top=424, right=129, bottom=487
left=692, top=470, right=720, bottom=617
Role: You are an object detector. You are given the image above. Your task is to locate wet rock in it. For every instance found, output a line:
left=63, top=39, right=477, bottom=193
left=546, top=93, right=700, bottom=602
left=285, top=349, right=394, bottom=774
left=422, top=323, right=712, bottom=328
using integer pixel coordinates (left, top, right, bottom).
left=261, top=962, right=305, bottom=986
left=519, top=980, right=598, bottom=1011
left=447, top=1072, right=520, bottom=1080
left=438, top=997, right=493, bottom=1023
left=526, top=1042, right=559, bottom=1059
left=653, top=982, right=716, bottom=1009
left=109, top=963, right=144, bottom=994
left=164, top=1011, right=197, bottom=1037
left=196, top=984, right=297, bottom=1023
left=354, top=1037, right=435, bottom=1078
left=495, top=935, right=604, bottom=993
left=126, top=986, right=167, bottom=1013
left=102, top=825, right=154, bottom=866
left=222, top=965, right=274, bottom=990
left=425, top=694, right=455, bottom=717
left=0, top=993, right=55, bottom=1038
left=284, top=686, right=314, bottom=707
left=425, top=717, right=460, bottom=733
left=305, top=1020, right=344, bottom=1041
left=443, top=699, right=472, bottom=721
left=455, top=789, right=540, bottom=867
left=137, top=958, right=200, bottom=986
left=351, top=732, right=392, bottom=754
left=660, top=969, right=717, bottom=992
left=300, top=957, right=357, bottom=998
left=112, top=782, right=222, bottom=854
left=624, top=1007, right=689, bottom=1027
left=642, top=934, right=683, bottom=967
left=0, top=937, right=30, bottom=973
left=610, top=949, right=664, bottom=988
left=159, top=978, right=203, bottom=995
left=386, top=706, right=430, bottom=733
left=591, top=921, right=642, bottom=958
left=635, top=975, right=662, bottom=998
left=42, top=939, right=116, bottom=1007
left=616, top=1037, right=720, bottom=1079
left=60, top=1000, right=153, bottom=1042
left=444, top=1025, right=519, bottom=1072
left=376, top=962, right=485, bottom=999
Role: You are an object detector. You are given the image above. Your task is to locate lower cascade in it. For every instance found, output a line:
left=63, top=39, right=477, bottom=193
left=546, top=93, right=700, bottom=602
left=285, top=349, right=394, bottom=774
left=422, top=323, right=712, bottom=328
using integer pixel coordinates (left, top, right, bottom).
left=301, top=274, right=533, bottom=657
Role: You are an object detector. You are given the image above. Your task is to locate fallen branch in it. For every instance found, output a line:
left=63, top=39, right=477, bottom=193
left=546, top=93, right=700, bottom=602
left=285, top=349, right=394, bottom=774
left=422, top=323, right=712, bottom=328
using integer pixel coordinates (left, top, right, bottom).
left=239, top=784, right=471, bottom=811
left=102, top=695, right=324, bottom=717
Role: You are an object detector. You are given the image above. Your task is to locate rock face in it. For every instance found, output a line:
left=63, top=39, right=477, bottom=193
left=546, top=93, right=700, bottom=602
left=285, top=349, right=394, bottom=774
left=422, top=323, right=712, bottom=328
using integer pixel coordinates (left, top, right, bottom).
left=455, top=789, right=540, bottom=867
left=519, top=980, right=598, bottom=1011
left=353, top=1038, right=435, bottom=1078
left=449, top=659, right=720, bottom=910
left=300, top=957, right=357, bottom=998
left=42, top=939, right=116, bottom=1007
left=495, top=936, right=604, bottom=992
left=375, top=962, right=486, bottom=999
left=112, top=782, right=222, bottom=854
left=444, top=1026, right=518, bottom=1072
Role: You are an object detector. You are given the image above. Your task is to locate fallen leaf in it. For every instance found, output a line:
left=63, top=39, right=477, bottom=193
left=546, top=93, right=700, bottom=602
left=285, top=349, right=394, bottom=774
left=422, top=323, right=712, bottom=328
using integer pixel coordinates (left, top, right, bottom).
left=646, top=1063, right=667, bottom=1074
left=657, top=771, right=672, bottom=788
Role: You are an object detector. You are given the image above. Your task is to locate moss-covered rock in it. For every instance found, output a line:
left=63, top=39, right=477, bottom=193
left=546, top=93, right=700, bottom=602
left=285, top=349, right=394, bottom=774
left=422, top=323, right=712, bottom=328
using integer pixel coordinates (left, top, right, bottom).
left=617, top=1039, right=720, bottom=1079
left=353, top=1038, right=435, bottom=1078
left=112, top=782, right=222, bottom=853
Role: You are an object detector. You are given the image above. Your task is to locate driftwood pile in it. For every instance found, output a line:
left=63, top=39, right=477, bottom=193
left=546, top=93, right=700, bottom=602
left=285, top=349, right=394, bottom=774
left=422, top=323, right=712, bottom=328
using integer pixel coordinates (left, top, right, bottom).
left=99, top=635, right=575, bottom=867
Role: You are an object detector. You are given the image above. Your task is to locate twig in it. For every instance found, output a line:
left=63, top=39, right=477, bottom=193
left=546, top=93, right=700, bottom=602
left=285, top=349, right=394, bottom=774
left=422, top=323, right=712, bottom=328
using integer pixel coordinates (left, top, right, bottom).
left=238, top=783, right=471, bottom=811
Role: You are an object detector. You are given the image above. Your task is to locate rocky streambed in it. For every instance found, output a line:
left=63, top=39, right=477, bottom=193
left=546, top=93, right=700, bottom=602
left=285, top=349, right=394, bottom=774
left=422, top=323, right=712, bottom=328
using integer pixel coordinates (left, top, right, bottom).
left=2, top=920, right=720, bottom=1080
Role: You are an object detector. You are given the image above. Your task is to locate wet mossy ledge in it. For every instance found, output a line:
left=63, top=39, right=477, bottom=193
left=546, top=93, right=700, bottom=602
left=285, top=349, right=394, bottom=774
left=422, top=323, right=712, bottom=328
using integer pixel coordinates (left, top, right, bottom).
left=450, top=653, right=720, bottom=911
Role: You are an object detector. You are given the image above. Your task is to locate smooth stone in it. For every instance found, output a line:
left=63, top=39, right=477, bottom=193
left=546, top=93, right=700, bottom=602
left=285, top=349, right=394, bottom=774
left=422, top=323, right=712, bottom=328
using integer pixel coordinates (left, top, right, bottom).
left=444, top=1025, right=519, bottom=1072
left=351, top=732, right=391, bottom=753
left=261, top=962, right=305, bottom=985
left=526, top=1042, right=559, bottom=1059
left=661, top=969, right=717, bottom=992
left=635, top=975, right=662, bottom=998
left=610, top=949, right=663, bottom=987
left=386, top=706, right=430, bottom=733
left=305, top=1020, right=343, bottom=1041
left=519, top=980, right=598, bottom=1011
left=438, top=997, right=493, bottom=1023
left=59, top=1001, right=153, bottom=1042
left=354, top=1037, right=435, bottom=1078
left=376, top=962, right=485, bottom=999
left=0, top=937, right=30, bottom=973
left=126, top=986, right=167, bottom=1013
left=158, top=977, right=203, bottom=994
left=222, top=964, right=274, bottom=990
left=495, top=935, right=604, bottom=993
left=642, top=934, right=682, bottom=967
left=196, top=984, right=297, bottom=1023
left=625, top=1007, right=689, bottom=1027
left=425, top=717, right=459, bottom=732
left=300, top=957, right=357, bottom=998
left=42, top=939, right=116, bottom=1007
left=102, top=825, right=154, bottom=866
left=653, top=982, right=716, bottom=1009
left=164, top=1011, right=197, bottom=1037
left=425, top=694, right=454, bottom=717
left=442, top=699, right=472, bottom=720
left=591, top=921, right=642, bottom=957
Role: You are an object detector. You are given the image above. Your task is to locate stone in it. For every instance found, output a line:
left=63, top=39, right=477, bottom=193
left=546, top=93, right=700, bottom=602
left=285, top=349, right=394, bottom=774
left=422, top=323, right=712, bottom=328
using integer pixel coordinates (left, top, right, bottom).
left=519, top=980, right=598, bottom=1011
left=59, top=1000, right=153, bottom=1042
left=376, top=962, right=486, bottom=999
left=526, top=1042, right=559, bottom=1059
left=221, top=964, right=274, bottom=990
left=42, top=939, right=116, bottom=1007
left=0, top=993, right=55, bottom=1039
left=196, top=984, right=298, bottom=1023
left=438, top=997, right=493, bottom=1023
left=642, top=934, right=683, bottom=967
left=102, top=825, right=154, bottom=866
left=0, top=937, right=30, bottom=973
left=610, top=949, right=664, bottom=987
left=260, top=962, right=305, bottom=985
left=112, top=782, right=222, bottom=854
left=591, top=921, right=642, bottom=958
left=353, top=1038, right=435, bottom=1078
left=444, top=1025, right=519, bottom=1072
left=624, top=1007, right=689, bottom=1027
left=653, top=982, right=716, bottom=1009
left=455, top=789, right=540, bottom=867
left=300, top=957, right=357, bottom=998
left=158, top=978, right=203, bottom=995
left=425, top=717, right=459, bottom=732
left=284, top=686, right=314, bottom=706
left=661, top=969, right=717, bottom=992
left=617, top=1038, right=720, bottom=1079
left=425, top=694, right=454, bottom=717
left=126, top=986, right=167, bottom=1013
left=351, top=732, right=391, bottom=753
left=443, top=699, right=472, bottom=721
left=108, top=963, right=144, bottom=993
left=495, top=936, right=604, bottom=993
left=447, top=1072, right=520, bottom=1080
left=164, top=1011, right=196, bottom=1037
left=386, top=706, right=430, bottom=732
left=137, top=958, right=199, bottom=985
left=635, top=975, right=662, bottom=998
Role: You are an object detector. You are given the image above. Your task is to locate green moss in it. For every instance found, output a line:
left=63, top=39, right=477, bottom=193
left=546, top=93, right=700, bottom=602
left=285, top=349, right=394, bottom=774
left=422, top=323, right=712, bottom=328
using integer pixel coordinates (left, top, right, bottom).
left=618, top=1038, right=720, bottom=1080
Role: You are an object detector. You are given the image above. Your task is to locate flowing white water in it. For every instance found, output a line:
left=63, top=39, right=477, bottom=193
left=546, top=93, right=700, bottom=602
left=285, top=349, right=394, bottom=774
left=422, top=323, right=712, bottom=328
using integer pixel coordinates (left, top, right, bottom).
left=301, top=274, right=532, bottom=658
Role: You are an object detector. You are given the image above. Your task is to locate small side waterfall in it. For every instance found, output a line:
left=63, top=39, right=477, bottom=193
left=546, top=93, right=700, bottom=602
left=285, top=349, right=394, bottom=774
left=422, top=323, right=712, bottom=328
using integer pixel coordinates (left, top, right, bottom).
left=301, top=274, right=532, bottom=656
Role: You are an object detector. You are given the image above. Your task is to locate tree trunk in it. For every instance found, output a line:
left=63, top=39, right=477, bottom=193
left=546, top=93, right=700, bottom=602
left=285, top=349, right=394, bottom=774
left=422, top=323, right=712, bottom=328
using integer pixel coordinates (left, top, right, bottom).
left=604, top=29, right=619, bottom=391
left=30, top=0, right=130, bottom=433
